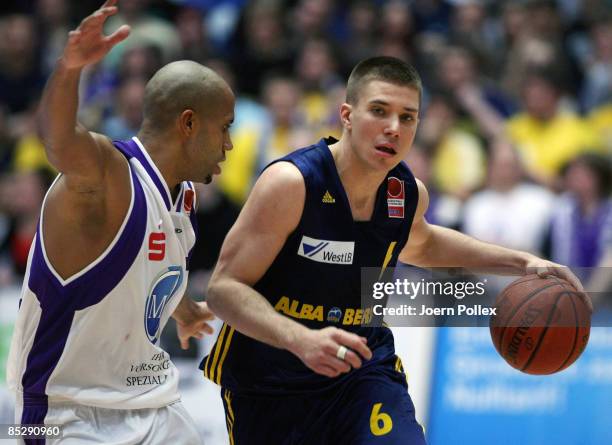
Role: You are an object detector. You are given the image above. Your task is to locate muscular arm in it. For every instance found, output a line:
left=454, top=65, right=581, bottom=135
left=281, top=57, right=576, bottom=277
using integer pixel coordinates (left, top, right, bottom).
left=39, top=60, right=110, bottom=190
left=399, top=179, right=588, bottom=297
left=39, top=1, right=129, bottom=187
left=208, top=162, right=306, bottom=347
left=207, top=162, right=372, bottom=377
left=38, top=0, right=131, bottom=278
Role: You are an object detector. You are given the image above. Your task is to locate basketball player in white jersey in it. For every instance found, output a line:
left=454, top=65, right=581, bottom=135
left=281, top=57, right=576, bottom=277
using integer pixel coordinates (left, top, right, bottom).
left=6, top=1, right=234, bottom=443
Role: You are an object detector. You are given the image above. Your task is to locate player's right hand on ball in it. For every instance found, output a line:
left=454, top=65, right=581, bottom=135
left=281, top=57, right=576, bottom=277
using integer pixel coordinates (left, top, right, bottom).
left=62, top=0, right=130, bottom=70
left=293, top=327, right=372, bottom=378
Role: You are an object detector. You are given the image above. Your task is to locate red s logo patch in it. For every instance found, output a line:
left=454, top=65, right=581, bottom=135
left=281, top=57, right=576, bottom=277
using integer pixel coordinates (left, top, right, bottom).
left=148, top=232, right=166, bottom=261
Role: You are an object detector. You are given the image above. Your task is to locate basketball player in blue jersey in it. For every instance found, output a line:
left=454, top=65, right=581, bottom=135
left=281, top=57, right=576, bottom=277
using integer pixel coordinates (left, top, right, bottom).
left=6, top=1, right=234, bottom=443
left=203, top=56, right=590, bottom=444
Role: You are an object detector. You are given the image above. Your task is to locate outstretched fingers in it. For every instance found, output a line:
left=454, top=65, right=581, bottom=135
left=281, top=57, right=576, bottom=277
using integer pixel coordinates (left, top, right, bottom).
left=79, top=6, right=117, bottom=31
left=104, top=24, right=131, bottom=47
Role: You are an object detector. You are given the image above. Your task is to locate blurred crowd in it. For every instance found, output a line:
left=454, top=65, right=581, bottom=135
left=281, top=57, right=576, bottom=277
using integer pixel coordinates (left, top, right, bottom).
left=0, top=0, right=611, bottom=292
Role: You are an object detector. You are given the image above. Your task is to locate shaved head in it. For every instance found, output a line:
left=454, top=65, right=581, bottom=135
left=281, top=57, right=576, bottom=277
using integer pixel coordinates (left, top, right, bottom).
left=142, top=60, right=231, bottom=130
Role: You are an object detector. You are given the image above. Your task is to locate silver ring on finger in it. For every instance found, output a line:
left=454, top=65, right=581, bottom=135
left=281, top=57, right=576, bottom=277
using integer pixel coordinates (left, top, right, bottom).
left=336, top=345, right=348, bottom=361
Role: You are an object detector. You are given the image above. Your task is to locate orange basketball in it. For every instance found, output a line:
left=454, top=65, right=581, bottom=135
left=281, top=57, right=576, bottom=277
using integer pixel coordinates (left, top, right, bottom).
left=489, top=274, right=591, bottom=375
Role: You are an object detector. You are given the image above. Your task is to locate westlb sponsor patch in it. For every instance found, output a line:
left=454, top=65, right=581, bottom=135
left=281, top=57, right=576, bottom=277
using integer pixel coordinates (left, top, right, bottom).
left=387, top=176, right=405, bottom=218
left=297, top=235, right=354, bottom=264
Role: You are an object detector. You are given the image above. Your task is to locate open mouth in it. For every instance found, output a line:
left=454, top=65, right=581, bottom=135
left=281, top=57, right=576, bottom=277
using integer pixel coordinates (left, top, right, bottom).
left=375, top=145, right=397, bottom=156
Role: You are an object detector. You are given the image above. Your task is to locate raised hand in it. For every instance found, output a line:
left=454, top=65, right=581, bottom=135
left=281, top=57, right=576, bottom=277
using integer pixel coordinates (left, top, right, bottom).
left=62, top=0, right=130, bottom=70
left=292, top=327, right=373, bottom=378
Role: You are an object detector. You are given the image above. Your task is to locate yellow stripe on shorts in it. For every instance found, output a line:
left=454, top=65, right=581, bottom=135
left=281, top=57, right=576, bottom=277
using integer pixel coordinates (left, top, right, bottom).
left=215, top=326, right=235, bottom=385
left=224, top=388, right=235, bottom=445
left=204, top=323, right=229, bottom=381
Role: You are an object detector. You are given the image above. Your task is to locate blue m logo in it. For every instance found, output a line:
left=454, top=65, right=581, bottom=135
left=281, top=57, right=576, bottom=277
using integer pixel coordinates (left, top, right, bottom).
left=144, top=266, right=183, bottom=344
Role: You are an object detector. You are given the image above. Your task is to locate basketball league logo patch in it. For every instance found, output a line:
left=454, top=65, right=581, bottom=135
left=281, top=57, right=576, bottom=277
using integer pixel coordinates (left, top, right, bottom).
left=183, top=189, right=195, bottom=214
left=387, top=177, right=404, bottom=218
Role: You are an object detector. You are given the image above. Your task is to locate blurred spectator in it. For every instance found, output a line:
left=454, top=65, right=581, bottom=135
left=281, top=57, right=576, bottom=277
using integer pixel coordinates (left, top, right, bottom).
left=0, top=105, right=16, bottom=173
left=550, top=153, right=612, bottom=272
left=373, top=0, right=427, bottom=79
left=0, top=14, right=45, bottom=115
left=588, top=102, right=612, bottom=153
left=405, top=143, right=462, bottom=229
left=12, top=109, right=54, bottom=175
left=205, top=57, right=265, bottom=207
left=295, top=38, right=343, bottom=132
left=118, top=44, right=164, bottom=81
left=103, top=0, right=181, bottom=69
left=35, top=0, right=70, bottom=76
left=217, top=75, right=304, bottom=206
left=295, top=38, right=341, bottom=92
left=411, top=0, right=452, bottom=35
left=80, top=45, right=162, bottom=130
left=436, top=45, right=515, bottom=140
left=506, top=67, right=603, bottom=186
left=448, top=0, right=503, bottom=76
left=259, top=76, right=307, bottom=164
left=0, top=170, right=48, bottom=284
left=418, top=96, right=486, bottom=199
left=579, top=15, right=612, bottom=111
left=228, top=0, right=292, bottom=97
left=338, top=1, right=377, bottom=71
left=500, top=1, right=527, bottom=49
left=500, top=0, right=578, bottom=101
left=101, top=77, right=146, bottom=141
left=175, top=6, right=211, bottom=63
left=379, top=0, right=416, bottom=56
left=462, top=140, right=554, bottom=255
left=290, top=0, right=335, bottom=42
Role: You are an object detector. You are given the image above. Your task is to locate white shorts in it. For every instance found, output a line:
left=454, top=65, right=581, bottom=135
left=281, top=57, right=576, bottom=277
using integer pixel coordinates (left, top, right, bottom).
left=14, top=400, right=202, bottom=444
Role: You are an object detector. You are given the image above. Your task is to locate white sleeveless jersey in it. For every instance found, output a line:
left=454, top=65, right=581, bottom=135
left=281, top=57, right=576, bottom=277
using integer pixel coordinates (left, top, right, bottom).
left=7, top=137, right=198, bottom=418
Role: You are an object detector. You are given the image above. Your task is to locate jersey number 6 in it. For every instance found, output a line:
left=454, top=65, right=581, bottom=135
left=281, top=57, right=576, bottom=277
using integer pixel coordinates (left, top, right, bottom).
left=370, top=402, right=393, bottom=436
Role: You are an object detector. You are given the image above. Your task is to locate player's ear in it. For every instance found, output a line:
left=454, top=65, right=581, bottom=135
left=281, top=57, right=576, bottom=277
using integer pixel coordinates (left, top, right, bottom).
left=179, top=109, right=195, bottom=136
left=340, top=103, right=352, bottom=130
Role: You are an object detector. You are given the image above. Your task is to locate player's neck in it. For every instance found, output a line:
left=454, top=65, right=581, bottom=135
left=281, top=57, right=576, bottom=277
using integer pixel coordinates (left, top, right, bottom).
left=137, top=130, right=182, bottom=201
left=331, top=139, right=387, bottom=220
left=331, top=138, right=387, bottom=199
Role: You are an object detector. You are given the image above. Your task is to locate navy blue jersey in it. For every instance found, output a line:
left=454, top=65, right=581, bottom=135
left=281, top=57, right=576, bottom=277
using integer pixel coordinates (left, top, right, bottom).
left=202, top=138, right=419, bottom=394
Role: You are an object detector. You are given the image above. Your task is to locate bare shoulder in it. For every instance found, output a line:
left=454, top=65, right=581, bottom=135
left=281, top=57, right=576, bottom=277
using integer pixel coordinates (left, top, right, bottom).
left=254, top=161, right=305, bottom=196
left=242, top=161, right=305, bottom=230
left=215, top=161, right=305, bottom=284
left=413, top=177, right=430, bottom=220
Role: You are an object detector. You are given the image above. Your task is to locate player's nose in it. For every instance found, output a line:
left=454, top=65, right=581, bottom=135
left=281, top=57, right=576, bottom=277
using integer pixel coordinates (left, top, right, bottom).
left=384, top=117, right=400, bottom=138
left=224, top=134, right=234, bottom=151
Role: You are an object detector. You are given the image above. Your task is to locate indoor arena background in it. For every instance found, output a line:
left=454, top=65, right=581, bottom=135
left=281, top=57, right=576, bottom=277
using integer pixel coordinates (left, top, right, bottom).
left=1, top=1, right=611, bottom=444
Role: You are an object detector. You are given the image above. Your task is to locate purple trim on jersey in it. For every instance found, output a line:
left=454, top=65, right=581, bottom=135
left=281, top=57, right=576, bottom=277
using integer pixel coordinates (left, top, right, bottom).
left=20, top=165, right=147, bottom=422
left=21, top=394, right=48, bottom=444
left=176, top=187, right=184, bottom=212
left=113, top=138, right=172, bottom=210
